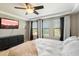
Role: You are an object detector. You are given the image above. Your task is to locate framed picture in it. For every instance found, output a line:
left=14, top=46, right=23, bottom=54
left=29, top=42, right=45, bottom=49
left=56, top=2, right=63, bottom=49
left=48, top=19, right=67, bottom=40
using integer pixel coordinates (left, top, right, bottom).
left=0, top=18, right=19, bottom=29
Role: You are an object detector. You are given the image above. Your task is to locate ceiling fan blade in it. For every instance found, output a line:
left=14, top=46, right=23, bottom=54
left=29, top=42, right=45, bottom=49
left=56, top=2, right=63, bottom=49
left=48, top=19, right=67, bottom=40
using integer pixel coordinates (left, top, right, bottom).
left=34, top=11, right=39, bottom=15
left=15, top=7, right=26, bottom=9
left=34, top=5, right=44, bottom=10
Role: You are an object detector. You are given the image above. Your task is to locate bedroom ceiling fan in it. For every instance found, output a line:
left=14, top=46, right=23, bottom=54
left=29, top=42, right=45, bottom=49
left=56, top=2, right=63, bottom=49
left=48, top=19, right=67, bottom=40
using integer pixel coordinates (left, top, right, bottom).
left=14, top=3, right=44, bottom=15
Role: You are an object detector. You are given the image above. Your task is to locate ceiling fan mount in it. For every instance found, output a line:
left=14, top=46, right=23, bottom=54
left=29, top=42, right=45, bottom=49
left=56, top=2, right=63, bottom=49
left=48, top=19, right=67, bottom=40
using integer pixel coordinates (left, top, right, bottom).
left=14, top=3, right=44, bottom=15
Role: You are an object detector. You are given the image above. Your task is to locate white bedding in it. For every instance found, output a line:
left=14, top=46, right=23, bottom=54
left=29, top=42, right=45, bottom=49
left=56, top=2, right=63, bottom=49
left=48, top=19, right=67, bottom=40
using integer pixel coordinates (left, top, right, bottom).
left=33, top=38, right=63, bottom=56
left=63, top=36, right=78, bottom=45
left=34, top=36, right=79, bottom=56
left=0, top=36, right=79, bottom=56
left=62, top=40, right=79, bottom=56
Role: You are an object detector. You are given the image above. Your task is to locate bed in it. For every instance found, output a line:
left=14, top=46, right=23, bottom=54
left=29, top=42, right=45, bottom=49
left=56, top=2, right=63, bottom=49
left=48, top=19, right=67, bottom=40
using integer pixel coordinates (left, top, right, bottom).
left=0, top=38, right=62, bottom=56
left=0, top=36, right=79, bottom=56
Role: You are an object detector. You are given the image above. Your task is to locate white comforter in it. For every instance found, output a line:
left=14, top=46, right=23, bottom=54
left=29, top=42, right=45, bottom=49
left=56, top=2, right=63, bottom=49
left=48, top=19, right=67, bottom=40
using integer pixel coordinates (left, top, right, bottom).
left=0, top=36, right=78, bottom=56
left=33, top=38, right=63, bottom=56
left=34, top=36, right=79, bottom=56
left=62, top=40, right=79, bottom=56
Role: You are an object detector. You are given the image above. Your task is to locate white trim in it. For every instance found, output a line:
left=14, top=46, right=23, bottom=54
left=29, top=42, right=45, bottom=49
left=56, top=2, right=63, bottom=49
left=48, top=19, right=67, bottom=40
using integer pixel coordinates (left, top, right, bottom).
left=30, top=11, right=72, bottom=20
left=0, top=10, right=29, bottom=20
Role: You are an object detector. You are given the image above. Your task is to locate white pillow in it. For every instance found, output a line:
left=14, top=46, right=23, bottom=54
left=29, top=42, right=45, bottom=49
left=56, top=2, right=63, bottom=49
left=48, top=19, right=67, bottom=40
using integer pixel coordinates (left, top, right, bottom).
left=62, top=40, right=79, bottom=56
left=77, top=37, right=79, bottom=40
left=63, top=36, right=78, bottom=45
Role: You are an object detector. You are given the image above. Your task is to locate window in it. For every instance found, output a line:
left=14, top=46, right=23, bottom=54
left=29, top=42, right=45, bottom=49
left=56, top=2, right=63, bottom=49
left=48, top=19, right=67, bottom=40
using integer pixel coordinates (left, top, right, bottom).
left=42, top=18, right=61, bottom=40
left=32, top=21, right=38, bottom=40
left=30, top=17, right=64, bottom=41
left=42, top=20, right=50, bottom=38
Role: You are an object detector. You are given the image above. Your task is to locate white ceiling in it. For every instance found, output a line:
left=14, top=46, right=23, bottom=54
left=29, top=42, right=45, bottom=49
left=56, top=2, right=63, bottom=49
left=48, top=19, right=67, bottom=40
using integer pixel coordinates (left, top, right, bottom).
left=0, top=3, right=78, bottom=21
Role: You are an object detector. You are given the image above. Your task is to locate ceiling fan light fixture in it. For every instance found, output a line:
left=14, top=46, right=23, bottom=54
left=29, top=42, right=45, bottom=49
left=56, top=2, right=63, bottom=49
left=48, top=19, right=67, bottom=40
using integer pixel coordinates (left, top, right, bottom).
left=26, top=4, right=34, bottom=13
left=26, top=8, right=34, bottom=13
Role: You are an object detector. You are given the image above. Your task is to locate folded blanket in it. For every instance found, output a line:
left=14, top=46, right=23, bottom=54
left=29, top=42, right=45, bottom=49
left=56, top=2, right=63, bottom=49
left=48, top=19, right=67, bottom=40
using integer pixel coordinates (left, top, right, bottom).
left=0, top=50, right=9, bottom=56
left=8, top=41, right=38, bottom=56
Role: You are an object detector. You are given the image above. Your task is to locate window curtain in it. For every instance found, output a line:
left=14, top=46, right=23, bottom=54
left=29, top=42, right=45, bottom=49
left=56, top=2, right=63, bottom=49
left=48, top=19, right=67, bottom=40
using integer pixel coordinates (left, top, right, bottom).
left=37, top=21, right=38, bottom=38
left=30, top=21, right=33, bottom=40
left=60, top=17, right=64, bottom=41
left=0, top=18, right=1, bottom=28
left=64, top=16, right=70, bottom=40
left=41, top=20, right=43, bottom=38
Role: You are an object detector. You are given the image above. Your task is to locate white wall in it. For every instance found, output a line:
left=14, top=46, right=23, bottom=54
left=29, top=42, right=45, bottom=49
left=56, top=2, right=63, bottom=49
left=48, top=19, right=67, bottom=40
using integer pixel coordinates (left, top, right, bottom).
left=0, top=20, right=26, bottom=37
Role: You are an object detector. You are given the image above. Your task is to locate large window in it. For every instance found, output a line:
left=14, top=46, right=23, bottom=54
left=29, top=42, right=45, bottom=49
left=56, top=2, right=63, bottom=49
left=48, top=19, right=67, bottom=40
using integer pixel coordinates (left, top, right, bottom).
left=42, top=18, right=61, bottom=40
left=30, top=17, right=64, bottom=41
